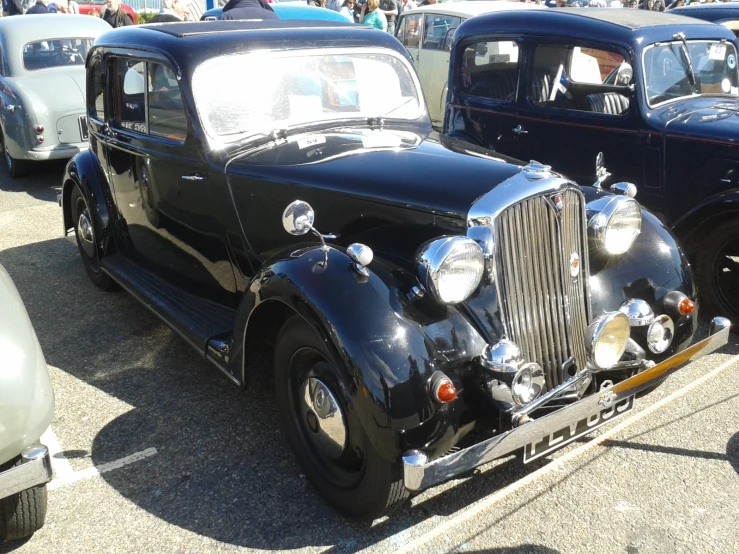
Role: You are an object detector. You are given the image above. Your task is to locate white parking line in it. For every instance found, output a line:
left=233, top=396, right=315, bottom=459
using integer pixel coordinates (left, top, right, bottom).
left=42, top=426, right=158, bottom=491
left=390, top=352, right=739, bottom=554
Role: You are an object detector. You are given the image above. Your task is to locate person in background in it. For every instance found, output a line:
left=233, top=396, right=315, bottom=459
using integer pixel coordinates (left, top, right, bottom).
left=360, top=0, right=386, bottom=30
left=400, top=0, right=416, bottom=13
left=26, top=0, right=50, bottom=12
left=147, top=0, right=181, bottom=22
left=2, top=0, right=23, bottom=16
left=418, top=0, right=435, bottom=6
left=339, top=0, right=356, bottom=21
left=379, top=0, right=398, bottom=34
left=174, top=0, right=191, bottom=19
left=219, top=0, right=278, bottom=20
left=103, top=0, right=134, bottom=26
left=327, top=0, right=342, bottom=11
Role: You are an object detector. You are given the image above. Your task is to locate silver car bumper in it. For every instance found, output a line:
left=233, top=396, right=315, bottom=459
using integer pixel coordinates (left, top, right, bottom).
left=403, top=317, right=731, bottom=492
left=0, top=445, right=52, bottom=500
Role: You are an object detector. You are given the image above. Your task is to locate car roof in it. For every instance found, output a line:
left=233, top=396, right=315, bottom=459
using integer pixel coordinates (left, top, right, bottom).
left=456, top=8, right=734, bottom=45
left=95, top=21, right=410, bottom=77
left=402, top=0, right=544, bottom=18
left=671, top=3, right=739, bottom=20
left=200, top=3, right=353, bottom=21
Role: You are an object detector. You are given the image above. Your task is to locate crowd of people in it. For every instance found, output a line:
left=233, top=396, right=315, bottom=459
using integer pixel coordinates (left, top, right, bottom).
left=0, top=0, right=193, bottom=24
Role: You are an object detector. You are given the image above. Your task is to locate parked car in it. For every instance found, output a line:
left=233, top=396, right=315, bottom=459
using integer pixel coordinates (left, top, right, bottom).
left=0, top=263, right=54, bottom=541
left=445, top=9, right=739, bottom=326
left=200, top=3, right=353, bottom=21
left=0, top=15, right=111, bottom=177
left=78, top=0, right=138, bottom=23
left=670, top=3, right=739, bottom=37
left=60, top=19, right=730, bottom=519
left=395, top=1, right=544, bottom=126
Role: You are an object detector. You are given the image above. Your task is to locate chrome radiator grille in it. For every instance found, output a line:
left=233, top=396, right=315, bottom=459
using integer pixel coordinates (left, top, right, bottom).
left=494, top=188, right=590, bottom=389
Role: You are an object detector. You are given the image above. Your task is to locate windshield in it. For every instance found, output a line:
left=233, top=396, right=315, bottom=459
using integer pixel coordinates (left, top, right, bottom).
left=192, top=49, right=424, bottom=143
left=643, top=40, right=739, bottom=107
left=23, top=38, right=93, bottom=71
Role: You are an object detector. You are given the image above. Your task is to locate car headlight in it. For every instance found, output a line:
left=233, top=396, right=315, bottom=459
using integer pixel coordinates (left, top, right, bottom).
left=417, top=236, right=484, bottom=304
left=587, top=196, right=642, bottom=255
left=585, top=311, right=630, bottom=369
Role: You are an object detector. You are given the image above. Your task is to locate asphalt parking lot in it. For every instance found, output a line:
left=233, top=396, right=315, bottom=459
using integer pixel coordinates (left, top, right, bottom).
left=1, top=164, right=738, bottom=554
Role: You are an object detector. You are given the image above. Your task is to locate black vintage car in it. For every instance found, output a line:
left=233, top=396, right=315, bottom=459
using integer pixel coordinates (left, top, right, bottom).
left=670, top=3, right=739, bottom=38
left=60, top=21, right=730, bottom=519
left=445, top=9, right=739, bottom=325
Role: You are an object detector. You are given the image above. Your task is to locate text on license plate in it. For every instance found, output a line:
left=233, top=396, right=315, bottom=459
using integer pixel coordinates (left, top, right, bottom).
left=523, top=395, right=635, bottom=463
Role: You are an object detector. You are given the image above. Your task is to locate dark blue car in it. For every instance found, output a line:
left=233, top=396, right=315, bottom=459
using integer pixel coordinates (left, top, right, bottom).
left=445, top=8, right=739, bottom=324
left=670, top=3, right=739, bottom=37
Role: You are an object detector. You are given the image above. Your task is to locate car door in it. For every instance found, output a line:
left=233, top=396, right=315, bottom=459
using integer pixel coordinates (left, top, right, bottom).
left=418, top=13, right=462, bottom=126
left=396, top=12, right=422, bottom=67
left=105, top=55, right=237, bottom=305
left=512, top=41, right=642, bottom=188
left=444, top=37, right=522, bottom=154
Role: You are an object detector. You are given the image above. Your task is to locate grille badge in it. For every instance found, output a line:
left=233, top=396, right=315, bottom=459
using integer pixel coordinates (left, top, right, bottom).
left=570, top=252, right=580, bottom=278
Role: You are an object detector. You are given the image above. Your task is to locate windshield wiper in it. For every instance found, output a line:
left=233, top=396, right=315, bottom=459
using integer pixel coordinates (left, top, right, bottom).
left=673, top=32, right=698, bottom=92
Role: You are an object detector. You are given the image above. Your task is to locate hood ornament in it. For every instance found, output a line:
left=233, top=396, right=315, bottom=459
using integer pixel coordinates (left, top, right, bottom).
left=522, top=161, right=551, bottom=180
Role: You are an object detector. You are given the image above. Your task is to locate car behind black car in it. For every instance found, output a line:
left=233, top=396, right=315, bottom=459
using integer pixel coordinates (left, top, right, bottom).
left=60, top=20, right=730, bottom=518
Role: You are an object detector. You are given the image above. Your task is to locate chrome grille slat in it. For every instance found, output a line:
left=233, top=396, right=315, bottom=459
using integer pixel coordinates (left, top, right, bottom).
left=494, top=189, right=590, bottom=389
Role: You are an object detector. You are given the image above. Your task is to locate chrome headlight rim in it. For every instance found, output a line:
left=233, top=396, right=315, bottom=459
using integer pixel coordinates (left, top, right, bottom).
left=587, top=196, right=642, bottom=256
left=416, top=236, right=484, bottom=305
left=585, top=311, right=631, bottom=369
left=646, top=314, right=674, bottom=354
left=511, top=362, right=546, bottom=405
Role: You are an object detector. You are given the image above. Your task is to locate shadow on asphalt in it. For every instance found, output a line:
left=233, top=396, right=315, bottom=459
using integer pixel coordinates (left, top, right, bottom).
left=0, top=237, right=549, bottom=551
left=1, top=236, right=737, bottom=553
left=0, top=160, right=66, bottom=204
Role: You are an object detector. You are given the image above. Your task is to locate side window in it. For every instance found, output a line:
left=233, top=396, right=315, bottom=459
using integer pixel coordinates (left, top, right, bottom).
left=148, top=62, right=187, bottom=141
left=397, top=14, right=421, bottom=49
left=0, top=46, right=4, bottom=76
left=112, top=58, right=147, bottom=134
left=88, top=54, right=105, bottom=121
left=423, top=15, right=461, bottom=52
left=528, top=44, right=629, bottom=116
left=456, top=40, right=520, bottom=102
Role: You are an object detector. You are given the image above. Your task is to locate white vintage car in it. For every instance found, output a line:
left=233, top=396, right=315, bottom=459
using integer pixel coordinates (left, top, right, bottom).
left=395, top=1, right=544, bottom=126
left=0, top=15, right=110, bottom=177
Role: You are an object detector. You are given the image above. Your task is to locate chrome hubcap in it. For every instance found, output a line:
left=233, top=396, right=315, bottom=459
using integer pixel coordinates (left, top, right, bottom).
left=299, top=377, right=346, bottom=460
left=78, top=212, right=94, bottom=244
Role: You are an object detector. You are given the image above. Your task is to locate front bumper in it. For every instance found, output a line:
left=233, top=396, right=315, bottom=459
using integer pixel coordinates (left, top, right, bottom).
left=403, top=317, right=731, bottom=492
left=0, top=445, right=52, bottom=500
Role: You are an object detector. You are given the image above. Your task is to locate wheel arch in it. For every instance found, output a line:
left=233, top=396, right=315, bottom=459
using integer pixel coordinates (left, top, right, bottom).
left=672, top=190, right=739, bottom=249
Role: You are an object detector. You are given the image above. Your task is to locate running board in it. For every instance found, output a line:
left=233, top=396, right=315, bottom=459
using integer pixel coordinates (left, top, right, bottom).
left=100, top=255, right=240, bottom=384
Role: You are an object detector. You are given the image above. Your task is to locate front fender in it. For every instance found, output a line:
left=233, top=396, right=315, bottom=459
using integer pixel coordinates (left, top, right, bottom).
left=233, top=245, right=487, bottom=460
left=61, top=149, right=114, bottom=245
left=671, top=189, right=739, bottom=242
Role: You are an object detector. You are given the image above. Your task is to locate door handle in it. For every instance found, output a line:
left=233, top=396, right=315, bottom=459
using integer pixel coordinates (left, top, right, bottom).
left=513, top=125, right=528, bottom=135
left=182, top=173, right=205, bottom=181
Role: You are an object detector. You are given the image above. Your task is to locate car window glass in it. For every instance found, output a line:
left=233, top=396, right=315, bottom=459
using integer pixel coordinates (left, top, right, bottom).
left=113, top=58, right=147, bottom=134
left=423, top=15, right=461, bottom=52
left=456, top=40, right=519, bottom=102
left=528, top=44, right=630, bottom=116
left=148, top=62, right=187, bottom=141
left=22, top=38, right=92, bottom=71
left=397, top=14, right=421, bottom=48
left=88, top=55, right=105, bottom=121
left=0, top=46, right=5, bottom=76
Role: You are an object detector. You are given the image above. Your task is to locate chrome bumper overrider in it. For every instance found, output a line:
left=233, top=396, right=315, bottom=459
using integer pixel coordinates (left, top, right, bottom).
left=0, top=445, right=52, bottom=500
left=403, top=318, right=731, bottom=492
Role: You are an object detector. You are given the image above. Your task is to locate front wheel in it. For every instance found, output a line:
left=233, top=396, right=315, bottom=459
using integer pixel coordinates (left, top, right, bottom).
left=70, top=185, right=116, bottom=291
left=694, top=218, right=739, bottom=329
left=0, top=458, right=48, bottom=541
left=0, top=128, right=28, bottom=178
left=274, top=316, right=408, bottom=519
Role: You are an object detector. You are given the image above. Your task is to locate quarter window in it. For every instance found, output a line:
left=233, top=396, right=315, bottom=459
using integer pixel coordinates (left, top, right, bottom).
left=456, top=40, right=520, bottom=102
left=397, top=14, right=421, bottom=49
left=148, top=62, right=187, bottom=141
left=423, top=15, right=461, bottom=52
left=88, top=54, right=105, bottom=122
left=528, top=44, right=630, bottom=116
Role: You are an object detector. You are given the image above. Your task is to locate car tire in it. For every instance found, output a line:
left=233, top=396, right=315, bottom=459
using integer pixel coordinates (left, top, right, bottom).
left=693, top=218, right=739, bottom=330
left=0, top=128, right=28, bottom=178
left=274, top=315, right=409, bottom=520
left=70, top=184, right=116, bottom=291
left=0, top=458, right=48, bottom=541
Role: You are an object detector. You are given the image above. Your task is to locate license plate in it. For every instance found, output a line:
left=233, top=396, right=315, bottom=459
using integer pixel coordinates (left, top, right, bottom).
left=523, top=395, right=635, bottom=463
left=78, top=116, right=89, bottom=140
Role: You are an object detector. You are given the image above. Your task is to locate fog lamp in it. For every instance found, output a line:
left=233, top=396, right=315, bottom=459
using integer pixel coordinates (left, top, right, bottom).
left=511, top=363, right=545, bottom=405
left=585, top=311, right=630, bottom=369
left=646, top=315, right=674, bottom=354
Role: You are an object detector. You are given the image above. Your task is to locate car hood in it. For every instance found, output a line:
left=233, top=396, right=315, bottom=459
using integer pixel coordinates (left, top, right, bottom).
left=11, top=68, right=87, bottom=116
left=657, top=97, right=739, bottom=141
left=229, top=128, right=526, bottom=220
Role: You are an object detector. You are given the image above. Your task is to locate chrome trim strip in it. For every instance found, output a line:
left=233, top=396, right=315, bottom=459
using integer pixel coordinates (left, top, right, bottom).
left=403, top=319, right=730, bottom=492
left=0, top=445, right=52, bottom=499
